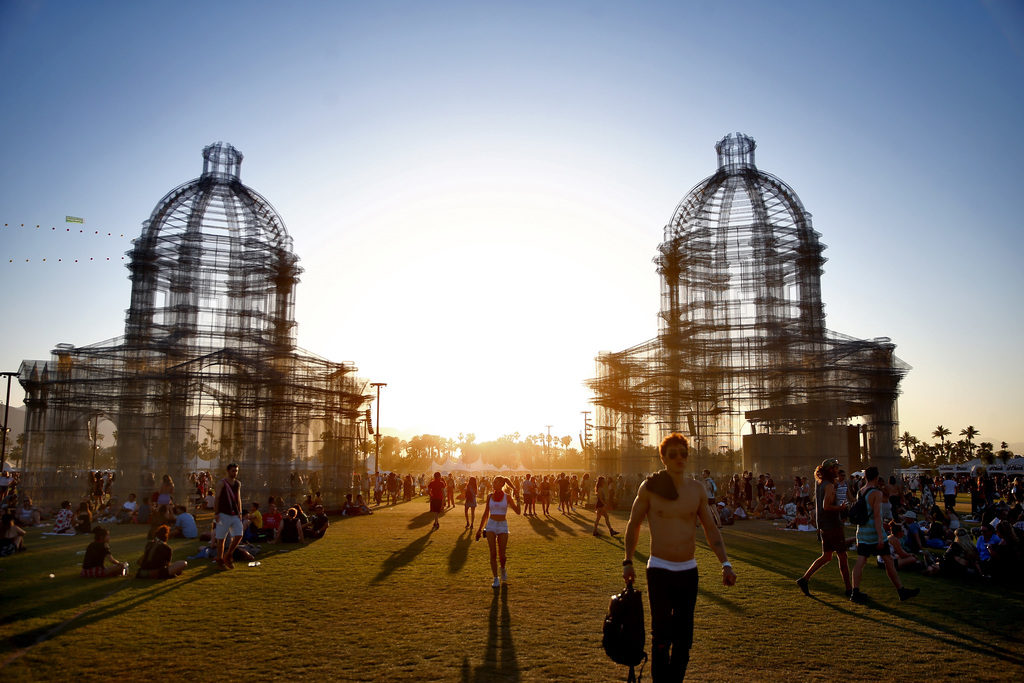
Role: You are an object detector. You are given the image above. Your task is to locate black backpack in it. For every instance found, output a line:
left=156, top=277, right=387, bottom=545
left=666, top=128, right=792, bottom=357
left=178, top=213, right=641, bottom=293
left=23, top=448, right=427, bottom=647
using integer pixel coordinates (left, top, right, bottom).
left=848, top=487, right=874, bottom=526
left=602, top=581, right=647, bottom=682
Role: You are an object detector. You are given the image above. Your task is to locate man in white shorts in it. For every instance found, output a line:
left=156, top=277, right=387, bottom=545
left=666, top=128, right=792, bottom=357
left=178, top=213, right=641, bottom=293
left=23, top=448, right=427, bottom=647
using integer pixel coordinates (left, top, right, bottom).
left=214, top=463, right=243, bottom=569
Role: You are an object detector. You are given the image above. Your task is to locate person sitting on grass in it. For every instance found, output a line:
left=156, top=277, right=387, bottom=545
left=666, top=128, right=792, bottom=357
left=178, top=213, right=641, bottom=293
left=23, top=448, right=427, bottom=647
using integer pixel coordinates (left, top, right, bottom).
left=147, top=504, right=174, bottom=539
left=275, top=507, right=304, bottom=544
left=262, top=502, right=282, bottom=539
left=975, top=523, right=1001, bottom=576
left=989, top=520, right=1022, bottom=580
left=304, top=504, right=329, bottom=539
left=118, top=493, right=139, bottom=524
left=243, top=503, right=265, bottom=542
left=136, top=525, right=187, bottom=579
left=1, top=513, right=27, bottom=556
left=717, top=502, right=734, bottom=526
left=926, top=505, right=949, bottom=547
left=885, top=521, right=939, bottom=576
left=170, top=505, right=198, bottom=539
left=81, top=525, right=128, bottom=577
left=786, top=504, right=811, bottom=529
left=355, top=494, right=373, bottom=515
left=97, top=502, right=119, bottom=524
left=900, top=510, right=926, bottom=553
left=74, top=501, right=93, bottom=534
left=940, top=527, right=983, bottom=580
left=18, top=497, right=42, bottom=527
left=53, top=500, right=76, bottom=534
left=341, top=494, right=358, bottom=516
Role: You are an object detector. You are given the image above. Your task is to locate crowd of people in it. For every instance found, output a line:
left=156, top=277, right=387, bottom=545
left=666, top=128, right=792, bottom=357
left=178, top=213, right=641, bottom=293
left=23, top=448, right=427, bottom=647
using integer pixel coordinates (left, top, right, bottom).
left=0, top=462, right=339, bottom=575
left=5, top=458, right=1023, bottom=595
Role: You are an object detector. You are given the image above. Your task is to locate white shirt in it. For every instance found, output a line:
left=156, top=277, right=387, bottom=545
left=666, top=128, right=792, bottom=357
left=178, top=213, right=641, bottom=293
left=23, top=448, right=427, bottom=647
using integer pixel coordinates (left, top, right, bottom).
left=943, top=479, right=957, bottom=495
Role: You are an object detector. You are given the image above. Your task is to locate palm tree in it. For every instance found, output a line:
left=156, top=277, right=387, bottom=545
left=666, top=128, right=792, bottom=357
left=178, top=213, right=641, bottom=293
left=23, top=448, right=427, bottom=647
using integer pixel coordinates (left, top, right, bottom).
left=932, top=425, right=951, bottom=459
left=899, top=432, right=919, bottom=462
left=959, top=426, right=979, bottom=459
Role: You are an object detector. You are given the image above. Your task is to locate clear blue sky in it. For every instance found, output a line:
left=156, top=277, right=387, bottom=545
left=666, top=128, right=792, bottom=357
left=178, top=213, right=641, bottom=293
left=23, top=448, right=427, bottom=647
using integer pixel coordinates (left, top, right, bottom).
left=1, top=0, right=1022, bottom=448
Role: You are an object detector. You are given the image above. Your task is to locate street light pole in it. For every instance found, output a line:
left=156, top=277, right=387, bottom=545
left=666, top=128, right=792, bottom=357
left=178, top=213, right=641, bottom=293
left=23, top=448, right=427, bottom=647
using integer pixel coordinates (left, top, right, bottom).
left=370, top=382, right=387, bottom=476
left=0, top=372, right=14, bottom=473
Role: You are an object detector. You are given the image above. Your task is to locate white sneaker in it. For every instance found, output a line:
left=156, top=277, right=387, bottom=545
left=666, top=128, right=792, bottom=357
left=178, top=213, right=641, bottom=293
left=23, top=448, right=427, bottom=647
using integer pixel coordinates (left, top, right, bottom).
left=491, top=576, right=500, bottom=588
left=500, top=568, right=508, bottom=584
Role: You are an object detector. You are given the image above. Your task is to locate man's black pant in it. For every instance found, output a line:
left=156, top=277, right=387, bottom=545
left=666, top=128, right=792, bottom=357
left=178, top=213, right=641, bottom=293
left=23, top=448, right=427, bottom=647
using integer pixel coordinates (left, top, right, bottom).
left=646, top=566, right=698, bottom=682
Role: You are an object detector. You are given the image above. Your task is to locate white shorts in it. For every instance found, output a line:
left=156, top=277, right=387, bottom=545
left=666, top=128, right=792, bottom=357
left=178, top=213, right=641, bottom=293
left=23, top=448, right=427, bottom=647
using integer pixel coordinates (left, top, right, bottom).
left=485, top=519, right=509, bottom=535
left=647, top=556, right=698, bottom=571
left=215, top=514, right=243, bottom=540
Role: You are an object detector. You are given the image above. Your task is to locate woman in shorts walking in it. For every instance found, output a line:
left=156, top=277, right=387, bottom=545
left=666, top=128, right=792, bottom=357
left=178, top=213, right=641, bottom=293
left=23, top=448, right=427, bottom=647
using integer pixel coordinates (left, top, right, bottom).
left=475, top=476, right=521, bottom=587
left=464, top=476, right=478, bottom=529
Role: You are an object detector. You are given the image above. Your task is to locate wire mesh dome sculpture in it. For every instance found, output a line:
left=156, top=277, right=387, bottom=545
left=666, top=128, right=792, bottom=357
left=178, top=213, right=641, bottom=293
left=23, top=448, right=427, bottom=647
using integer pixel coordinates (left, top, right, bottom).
left=19, top=143, right=371, bottom=506
left=125, top=143, right=299, bottom=355
left=589, top=133, right=908, bottom=477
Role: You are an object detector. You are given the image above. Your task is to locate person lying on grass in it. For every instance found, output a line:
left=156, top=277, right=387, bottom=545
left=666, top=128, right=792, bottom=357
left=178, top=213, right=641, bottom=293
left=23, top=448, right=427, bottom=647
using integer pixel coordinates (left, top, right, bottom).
left=81, top=526, right=128, bottom=577
left=136, top=524, right=187, bottom=578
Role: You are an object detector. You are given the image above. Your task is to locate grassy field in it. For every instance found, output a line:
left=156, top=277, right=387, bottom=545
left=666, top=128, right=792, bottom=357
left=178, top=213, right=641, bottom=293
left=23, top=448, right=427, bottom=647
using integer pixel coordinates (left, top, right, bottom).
left=1, top=499, right=1022, bottom=682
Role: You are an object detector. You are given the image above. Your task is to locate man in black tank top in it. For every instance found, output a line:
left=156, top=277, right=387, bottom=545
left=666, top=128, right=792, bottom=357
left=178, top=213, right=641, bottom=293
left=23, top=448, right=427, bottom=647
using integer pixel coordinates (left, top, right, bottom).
left=214, top=463, right=243, bottom=569
left=796, top=458, right=852, bottom=597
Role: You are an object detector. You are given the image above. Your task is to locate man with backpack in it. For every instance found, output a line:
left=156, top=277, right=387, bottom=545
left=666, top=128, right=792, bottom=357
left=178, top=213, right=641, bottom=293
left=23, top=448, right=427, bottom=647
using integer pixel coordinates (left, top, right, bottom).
left=622, top=434, right=737, bottom=681
left=849, top=466, right=920, bottom=604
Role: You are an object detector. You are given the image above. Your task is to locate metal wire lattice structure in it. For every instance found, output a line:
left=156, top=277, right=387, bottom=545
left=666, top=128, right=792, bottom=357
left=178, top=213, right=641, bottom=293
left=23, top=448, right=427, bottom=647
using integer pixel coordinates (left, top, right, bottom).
left=19, top=143, right=371, bottom=506
left=588, top=133, right=909, bottom=476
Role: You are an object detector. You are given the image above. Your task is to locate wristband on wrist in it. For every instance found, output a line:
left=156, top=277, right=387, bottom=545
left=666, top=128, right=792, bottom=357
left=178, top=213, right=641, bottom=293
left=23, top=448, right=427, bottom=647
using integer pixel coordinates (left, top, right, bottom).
left=721, top=561, right=732, bottom=568
left=622, top=560, right=633, bottom=566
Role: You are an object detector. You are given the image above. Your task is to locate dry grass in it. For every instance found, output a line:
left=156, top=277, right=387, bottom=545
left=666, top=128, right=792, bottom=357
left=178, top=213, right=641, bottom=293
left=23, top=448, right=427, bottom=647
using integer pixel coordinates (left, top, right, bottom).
left=1, top=499, right=1021, bottom=681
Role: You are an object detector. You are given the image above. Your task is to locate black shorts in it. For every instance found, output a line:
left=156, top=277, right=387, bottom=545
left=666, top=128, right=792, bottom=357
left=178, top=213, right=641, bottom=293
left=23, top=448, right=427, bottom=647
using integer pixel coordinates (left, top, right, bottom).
left=856, top=542, right=890, bottom=558
left=429, top=498, right=443, bottom=513
left=819, top=527, right=847, bottom=553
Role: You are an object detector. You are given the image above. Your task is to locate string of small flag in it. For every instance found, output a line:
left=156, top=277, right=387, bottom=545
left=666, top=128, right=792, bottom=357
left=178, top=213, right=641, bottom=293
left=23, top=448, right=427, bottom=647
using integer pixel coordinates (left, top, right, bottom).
left=3, top=219, right=131, bottom=263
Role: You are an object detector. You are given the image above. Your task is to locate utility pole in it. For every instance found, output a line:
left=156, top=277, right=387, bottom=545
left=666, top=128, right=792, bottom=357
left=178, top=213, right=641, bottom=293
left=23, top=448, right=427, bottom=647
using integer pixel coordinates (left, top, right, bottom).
left=545, top=424, right=553, bottom=473
left=371, top=382, right=387, bottom=476
left=90, top=415, right=100, bottom=471
left=0, top=372, right=15, bottom=473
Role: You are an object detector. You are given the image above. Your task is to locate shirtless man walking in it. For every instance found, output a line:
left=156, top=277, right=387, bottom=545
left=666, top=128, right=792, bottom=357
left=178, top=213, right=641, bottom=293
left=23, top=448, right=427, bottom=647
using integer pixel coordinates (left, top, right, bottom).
left=623, top=433, right=737, bottom=682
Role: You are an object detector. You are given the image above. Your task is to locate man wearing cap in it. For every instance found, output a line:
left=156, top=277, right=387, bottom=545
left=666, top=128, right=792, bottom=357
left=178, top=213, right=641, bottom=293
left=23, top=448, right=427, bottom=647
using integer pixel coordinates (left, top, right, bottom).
left=902, top=510, right=925, bottom=553
left=796, top=458, right=852, bottom=597
left=214, top=463, right=243, bottom=569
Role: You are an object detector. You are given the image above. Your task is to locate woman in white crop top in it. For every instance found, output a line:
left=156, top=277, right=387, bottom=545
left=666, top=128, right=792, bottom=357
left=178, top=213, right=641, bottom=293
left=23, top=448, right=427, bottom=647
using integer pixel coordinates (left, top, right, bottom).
left=475, top=476, right=521, bottom=588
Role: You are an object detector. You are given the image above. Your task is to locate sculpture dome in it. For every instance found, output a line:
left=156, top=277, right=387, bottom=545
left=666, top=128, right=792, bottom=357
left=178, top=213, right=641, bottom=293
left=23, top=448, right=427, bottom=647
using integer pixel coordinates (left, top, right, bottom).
left=124, top=142, right=300, bottom=352
left=657, top=133, right=826, bottom=335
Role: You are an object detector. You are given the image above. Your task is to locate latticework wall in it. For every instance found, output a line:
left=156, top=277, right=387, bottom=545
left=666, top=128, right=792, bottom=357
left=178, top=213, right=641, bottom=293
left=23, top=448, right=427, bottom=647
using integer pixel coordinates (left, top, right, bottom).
left=589, top=133, right=909, bottom=476
left=19, top=143, right=371, bottom=506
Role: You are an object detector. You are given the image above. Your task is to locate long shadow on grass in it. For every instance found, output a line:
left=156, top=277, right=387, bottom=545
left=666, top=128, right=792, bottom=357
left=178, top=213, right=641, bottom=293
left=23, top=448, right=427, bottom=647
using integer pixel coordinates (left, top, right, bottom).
left=408, top=510, right=436, bottom=530
left=7, top=572, right=206, bottom=650
left=372, top=531, right=433, bottom=584
left=448, top=529, right=474, bottom=574
left=697, top=586, right=745, bottom=614
left=543, top=514, right=579, bottom=536
left=525, top=516, right=556, bottom=540
left=819, top=595, right=1024, bottom=666
left=461, top=584, right=519, bottom=682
